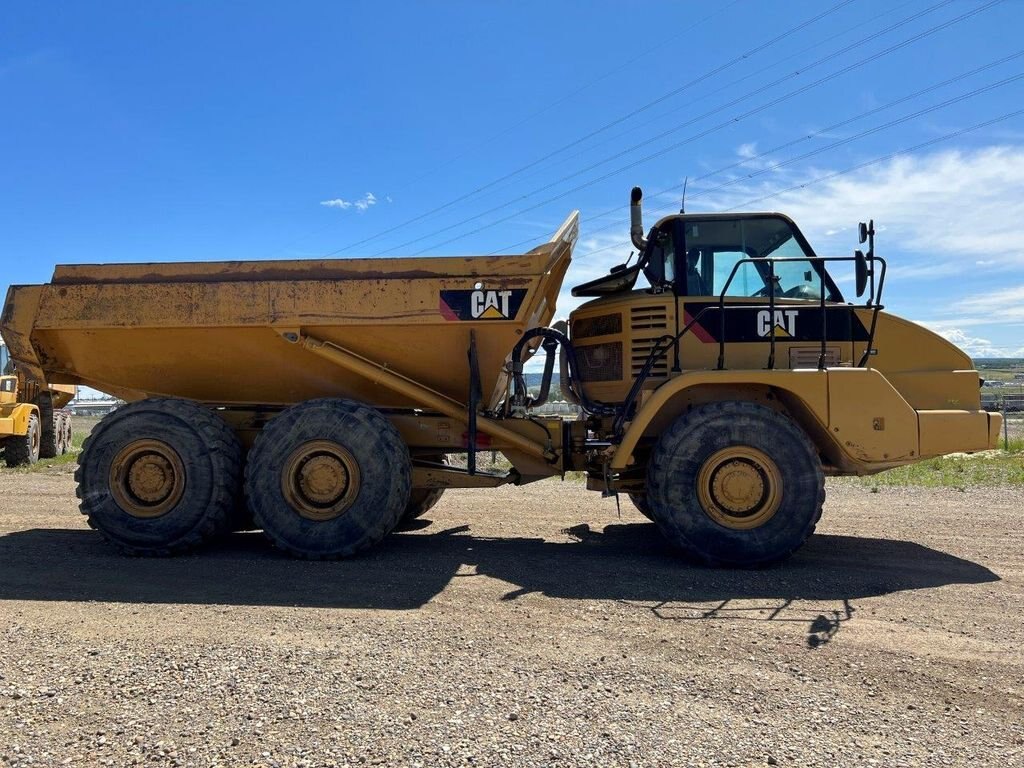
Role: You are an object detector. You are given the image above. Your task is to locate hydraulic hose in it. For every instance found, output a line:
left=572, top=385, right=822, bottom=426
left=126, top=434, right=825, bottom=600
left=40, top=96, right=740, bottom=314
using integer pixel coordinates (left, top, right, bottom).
left=509, top=327, right=616, bottom=417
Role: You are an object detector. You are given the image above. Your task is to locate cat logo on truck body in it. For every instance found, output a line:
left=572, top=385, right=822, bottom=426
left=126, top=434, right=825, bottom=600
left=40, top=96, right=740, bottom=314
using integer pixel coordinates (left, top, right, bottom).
left=439, top=288, right=528, bottom=321
left=682, top=301, right=870, bottom=343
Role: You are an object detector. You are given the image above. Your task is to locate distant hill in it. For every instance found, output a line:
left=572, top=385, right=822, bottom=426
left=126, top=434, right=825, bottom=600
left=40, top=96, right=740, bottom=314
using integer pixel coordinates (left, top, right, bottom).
left=523, top=372, right=565, bottom=401
left=975, top=358, right=1024, bottom=367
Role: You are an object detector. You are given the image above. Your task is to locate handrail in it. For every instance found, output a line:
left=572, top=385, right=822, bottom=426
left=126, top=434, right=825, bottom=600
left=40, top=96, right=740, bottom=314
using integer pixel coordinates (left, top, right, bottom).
left=612, top=252, right=888, bottom=438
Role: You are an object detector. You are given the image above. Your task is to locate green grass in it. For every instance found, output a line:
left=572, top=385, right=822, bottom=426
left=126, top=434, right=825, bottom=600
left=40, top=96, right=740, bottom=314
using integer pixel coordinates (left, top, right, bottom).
left=848, top=447, right=1024, bottom=490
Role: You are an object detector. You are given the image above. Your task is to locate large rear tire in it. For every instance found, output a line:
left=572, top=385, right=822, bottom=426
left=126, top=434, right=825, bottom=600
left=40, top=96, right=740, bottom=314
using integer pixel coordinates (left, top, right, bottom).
left=5, top=413, right=41, bottom=467
left=647, top=401, right=824, bottom=567
left=75, top=398, right=242, bottom=556
left=38, top=394, right=58, bottom=459
left=402, top=456, right=448, bottom=522
left=245, top=398, right=411, bottom=559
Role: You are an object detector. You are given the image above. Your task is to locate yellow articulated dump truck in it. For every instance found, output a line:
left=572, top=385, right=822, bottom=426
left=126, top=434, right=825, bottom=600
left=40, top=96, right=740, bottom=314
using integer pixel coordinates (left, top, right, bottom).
left=0, top=337, right=75, bottom=467
left=0, top=187, right=1001, bottom=565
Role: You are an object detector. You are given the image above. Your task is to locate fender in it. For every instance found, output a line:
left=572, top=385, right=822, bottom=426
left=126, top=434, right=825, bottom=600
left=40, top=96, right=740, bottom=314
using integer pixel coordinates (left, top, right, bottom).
left=611, top=370, right=831, bottom=470
left=0, top=402, right=40, bottom=438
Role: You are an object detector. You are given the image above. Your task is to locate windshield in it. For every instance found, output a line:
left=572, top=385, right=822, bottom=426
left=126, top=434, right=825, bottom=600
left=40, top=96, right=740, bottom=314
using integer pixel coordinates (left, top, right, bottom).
left=0, top=344, right=9, bottom=375
left=667, top=216, right=838, bottom=301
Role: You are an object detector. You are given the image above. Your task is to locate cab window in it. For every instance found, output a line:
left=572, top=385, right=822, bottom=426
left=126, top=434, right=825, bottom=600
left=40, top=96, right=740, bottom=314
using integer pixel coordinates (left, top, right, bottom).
left=678, top=216, right=832, bottom=301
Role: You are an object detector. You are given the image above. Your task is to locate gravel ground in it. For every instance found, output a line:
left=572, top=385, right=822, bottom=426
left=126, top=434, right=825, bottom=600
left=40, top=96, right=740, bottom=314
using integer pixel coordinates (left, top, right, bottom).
left=0, top=468, right=1021, bottom=767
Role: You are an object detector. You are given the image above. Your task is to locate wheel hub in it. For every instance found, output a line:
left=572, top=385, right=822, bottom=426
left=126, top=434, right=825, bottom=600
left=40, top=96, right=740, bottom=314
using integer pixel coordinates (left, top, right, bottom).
left=696, top=447, right=782, bottom=530
left=110, top=439, right=186, bottom=518
left=128, top=454, right=176, bottom=503
left=282, top=440, right=361, bottom=521
left=711, top=460, right=765, bottom=514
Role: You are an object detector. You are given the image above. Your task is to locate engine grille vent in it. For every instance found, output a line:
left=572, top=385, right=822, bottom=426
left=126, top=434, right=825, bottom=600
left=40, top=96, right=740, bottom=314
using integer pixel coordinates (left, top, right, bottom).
left=632, top=337, right=669, bottom=379
left=573, top=313, right=622, bottom=339
left=630, top=305, right=668, bottom=330
left=576, top=342, right=623, bottom=382
left=789, top=346, right=841, bottom=369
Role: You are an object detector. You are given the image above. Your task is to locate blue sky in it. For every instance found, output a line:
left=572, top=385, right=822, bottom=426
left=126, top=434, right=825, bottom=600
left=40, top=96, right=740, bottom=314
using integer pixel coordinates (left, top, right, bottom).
left=2, top=0, right=1024, bottom=357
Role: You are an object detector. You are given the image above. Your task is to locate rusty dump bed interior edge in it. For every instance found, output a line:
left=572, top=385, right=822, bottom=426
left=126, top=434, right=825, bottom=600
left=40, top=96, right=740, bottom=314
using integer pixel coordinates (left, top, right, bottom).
left=50, top=252, right=558, bottom=284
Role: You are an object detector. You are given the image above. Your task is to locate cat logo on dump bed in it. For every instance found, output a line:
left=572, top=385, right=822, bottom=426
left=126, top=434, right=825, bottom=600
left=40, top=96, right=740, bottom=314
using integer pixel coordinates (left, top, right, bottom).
left=439, top=289, right=528, bottom=321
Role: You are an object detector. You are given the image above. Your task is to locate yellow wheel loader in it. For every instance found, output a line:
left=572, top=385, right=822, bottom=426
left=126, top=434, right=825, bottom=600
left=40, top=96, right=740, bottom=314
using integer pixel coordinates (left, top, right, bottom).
left=0, top=187, right=1001, bottom=564
left=0, top=339, right=75, bottom=467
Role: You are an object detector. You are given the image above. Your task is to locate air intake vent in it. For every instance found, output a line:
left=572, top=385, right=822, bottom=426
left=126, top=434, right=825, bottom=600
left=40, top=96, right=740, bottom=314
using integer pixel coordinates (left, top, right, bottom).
left=789, top=346, right=841, bottom=369
left=576, top=342, right=623, bottom=382
left=573, top=313, right=622, bottom=339
left=632, top=337, right=669, bottom=379
left=630, top=305, right=668, bottom=330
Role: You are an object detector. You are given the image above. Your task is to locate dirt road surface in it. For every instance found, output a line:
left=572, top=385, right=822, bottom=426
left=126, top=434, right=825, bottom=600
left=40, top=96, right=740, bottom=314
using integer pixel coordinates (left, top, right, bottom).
left=0, top=468, right=1021, bottom=767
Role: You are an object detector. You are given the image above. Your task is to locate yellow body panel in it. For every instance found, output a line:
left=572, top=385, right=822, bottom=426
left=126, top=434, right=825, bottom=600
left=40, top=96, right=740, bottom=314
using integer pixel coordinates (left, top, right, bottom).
left=574, top=292, right=998, bottom=476
left=3, top=214, right=577, bottom=408
left=612, top=369, right=831, bottom=469
left=919, top=410, right=996, bottom=457
left=825, top=368, right=918, bottom=464
left=0, top=401, right=38, bottom=438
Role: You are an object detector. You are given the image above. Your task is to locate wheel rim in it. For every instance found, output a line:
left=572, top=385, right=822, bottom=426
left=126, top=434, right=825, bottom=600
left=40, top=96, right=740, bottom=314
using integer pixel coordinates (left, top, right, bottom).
left=30, top=420, right=40, bottom=458
left=281, top=440, right=361, bottom=521
left=696, top=446, right=782, bottom=530
left=109, top=439, right=186, bottom=518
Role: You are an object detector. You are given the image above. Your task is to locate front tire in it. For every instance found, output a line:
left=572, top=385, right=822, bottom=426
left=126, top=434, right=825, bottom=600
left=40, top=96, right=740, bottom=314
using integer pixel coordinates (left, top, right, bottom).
left=5, top=413, right=41, bottom=467
left=245, top=398, right=411, bottom=559
left=647, top=401, right=824, bottom=567
left=75, top=398, right=242, bottom=556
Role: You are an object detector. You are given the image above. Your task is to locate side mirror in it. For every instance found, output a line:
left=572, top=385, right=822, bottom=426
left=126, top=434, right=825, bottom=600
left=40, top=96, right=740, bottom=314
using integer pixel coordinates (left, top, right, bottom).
left=858, top=222, right=868, bottom=244
left=855, top=249, right=869, bottom=298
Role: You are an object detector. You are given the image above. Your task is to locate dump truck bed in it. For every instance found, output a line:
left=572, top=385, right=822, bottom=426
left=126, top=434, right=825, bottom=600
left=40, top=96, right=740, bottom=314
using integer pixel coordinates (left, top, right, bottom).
left=2, top=214, right=578, bottom=408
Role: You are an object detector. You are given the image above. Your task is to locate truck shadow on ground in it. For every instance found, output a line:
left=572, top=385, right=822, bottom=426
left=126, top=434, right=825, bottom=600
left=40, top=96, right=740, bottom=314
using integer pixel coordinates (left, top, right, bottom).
left=0, top=520, right=998, bottom=648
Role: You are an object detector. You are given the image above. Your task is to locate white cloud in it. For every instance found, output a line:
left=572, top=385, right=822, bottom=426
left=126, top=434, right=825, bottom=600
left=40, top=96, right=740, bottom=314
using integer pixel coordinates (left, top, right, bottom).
left=320, top=192, right=379, bottom=212
left=956, top=284, right=1024, bottom=320
left=925, top=326, right=1007, bottom=358
left=696, top=146, right=1024, bottom=270
left=736, top=142, right=758, bottom=159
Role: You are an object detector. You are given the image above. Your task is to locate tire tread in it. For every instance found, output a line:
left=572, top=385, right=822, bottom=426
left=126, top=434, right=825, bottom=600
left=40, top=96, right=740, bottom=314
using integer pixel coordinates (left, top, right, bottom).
left=647, top=400, right=825, bottom=567
left=75, top=398, right=242, bottom=556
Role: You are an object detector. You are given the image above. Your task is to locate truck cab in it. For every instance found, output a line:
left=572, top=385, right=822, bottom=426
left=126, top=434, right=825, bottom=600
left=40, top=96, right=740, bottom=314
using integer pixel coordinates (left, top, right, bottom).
left=0, top=338, right=74, bottom=466
left=565, top=188, right=997, bottom=482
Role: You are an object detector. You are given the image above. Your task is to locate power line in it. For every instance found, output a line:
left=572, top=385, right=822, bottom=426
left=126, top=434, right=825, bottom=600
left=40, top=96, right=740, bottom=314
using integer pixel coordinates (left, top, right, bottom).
left=401, top=0, right=1000, bottom=256
left=321, top=0, right=861, bottom=257
left=574, top=108, right=1024, bottom=262
left=255, top=1, right=745, bottom=262
left=391, top=0, right=748, bottom=191
left=378, top=0, right=959, bottom=255
left=487, top=0, right=922, bottom=195
left=509, top=50, right=1024, bottom=255
left=724, top=109, right=1024, bottom=210
left=688, top=73, right=1024, bottom=198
